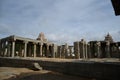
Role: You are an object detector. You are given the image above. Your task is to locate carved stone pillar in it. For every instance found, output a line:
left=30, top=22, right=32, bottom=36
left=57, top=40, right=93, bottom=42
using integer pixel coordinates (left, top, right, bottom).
left=0, top=40, right=1, bottom=56
left=87, top=43, right=91, bottom=58
left=106, top=41, right=111, bottom=58
left=52, top=44, right=55, bottom=58
left=74, top=41, right=80, bottom=59
left=3, top=41, right=5, bottom=57
left=7, top=42, right=11, bottom=57
left=40, top=43, right=43, bottom=57
left=12, top=41, right=15, bottom=57
left=97, top=42, right=101, bottom=58
left=85, top=44, right=88, bottom=59
left=33, top=43, right=36, bottom=58
left=83, top=43, right=85, bottom=58
left=24, top=41, right=28, bottom=58
left=80, top=39, right=85, bottom=58
left=59, top=46, right=62, bottom=58
left=46, top=44, right=49, bottom=57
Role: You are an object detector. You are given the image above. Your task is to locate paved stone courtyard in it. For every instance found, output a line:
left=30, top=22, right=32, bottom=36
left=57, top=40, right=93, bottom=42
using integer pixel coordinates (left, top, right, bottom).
left=0, top=67, right=92, bottom=80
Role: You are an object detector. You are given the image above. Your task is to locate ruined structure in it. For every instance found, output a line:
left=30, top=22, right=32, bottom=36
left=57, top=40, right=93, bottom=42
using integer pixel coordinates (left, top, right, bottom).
left=0, top=33, right=120, bottom=59
left=74, top=33, right=120, bottom=59
left=0, top=33, right=57, bottom=58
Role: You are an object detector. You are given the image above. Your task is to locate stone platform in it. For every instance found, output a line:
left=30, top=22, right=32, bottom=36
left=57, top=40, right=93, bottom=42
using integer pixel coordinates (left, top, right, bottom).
left=0, top=57, right=120, bottom=80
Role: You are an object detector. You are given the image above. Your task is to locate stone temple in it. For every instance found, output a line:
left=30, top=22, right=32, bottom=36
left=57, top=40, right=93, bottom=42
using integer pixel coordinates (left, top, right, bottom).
left=0, top=33, right=120, bottom=59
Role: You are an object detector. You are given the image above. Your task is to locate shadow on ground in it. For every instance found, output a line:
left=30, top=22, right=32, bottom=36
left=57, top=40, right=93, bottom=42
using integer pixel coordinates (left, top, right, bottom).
left=7, top=71, right=92, bottom=80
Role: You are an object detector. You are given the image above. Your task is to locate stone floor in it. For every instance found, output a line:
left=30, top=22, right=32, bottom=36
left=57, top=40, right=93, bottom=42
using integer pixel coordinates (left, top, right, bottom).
left=0, top=67, right=93, bottom=80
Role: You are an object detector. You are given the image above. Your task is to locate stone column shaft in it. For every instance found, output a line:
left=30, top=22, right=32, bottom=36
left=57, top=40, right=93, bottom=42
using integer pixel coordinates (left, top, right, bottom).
left=74, top=42, right=80, bottom=59
left=34, top=43, right=36, bottom=57
left=0, top=40, right=1, bottom=56
left=40, top=43, right=43, bottom=57
left=83, top=43, right=85, bottom=58
left=106, top=42, right=110, bottom=58
left=24, top=41, right=28, bottom=58
left=12, top=41, right=15, bottom=57
left=47, top=45, right=49, bottom=57
left=86, top=44, right=88, bottom=58
left=52, top=44, right=55, bottom=58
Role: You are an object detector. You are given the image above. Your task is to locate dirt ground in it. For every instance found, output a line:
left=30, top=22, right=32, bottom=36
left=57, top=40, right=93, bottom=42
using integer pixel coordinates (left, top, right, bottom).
left=0, top=67, right=93, bottom=80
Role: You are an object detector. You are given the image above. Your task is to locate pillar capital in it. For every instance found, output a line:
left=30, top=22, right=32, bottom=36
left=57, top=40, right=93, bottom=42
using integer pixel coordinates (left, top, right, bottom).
left=23, top=41, right=28, bottom=44
left=106, top=41, right=110, bottom=46
left=39, top=43, right=43, bottom=45
left=33, top=42, right=38, bottom=45
left=116, top=43, right=118, bottom=46
left=96, top=42, right=101, bottom=46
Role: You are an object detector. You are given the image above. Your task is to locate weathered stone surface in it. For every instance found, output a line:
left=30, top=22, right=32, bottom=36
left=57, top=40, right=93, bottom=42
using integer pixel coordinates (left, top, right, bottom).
left=0, top=57, right=120, bottom=80
left=31, top=63, right=42, bottom=71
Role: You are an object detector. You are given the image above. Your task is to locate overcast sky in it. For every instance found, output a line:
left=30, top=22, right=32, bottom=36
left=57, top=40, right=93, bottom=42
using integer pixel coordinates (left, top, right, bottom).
left=0, top=0, right=120, bottom=45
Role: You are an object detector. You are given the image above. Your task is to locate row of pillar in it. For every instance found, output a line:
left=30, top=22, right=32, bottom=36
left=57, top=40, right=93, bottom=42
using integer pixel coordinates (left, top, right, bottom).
left=74, top=39, right=88, bottom=59
left=0, top=39, right=55, bottom=58
left=57, top=44, right=74, bottom=58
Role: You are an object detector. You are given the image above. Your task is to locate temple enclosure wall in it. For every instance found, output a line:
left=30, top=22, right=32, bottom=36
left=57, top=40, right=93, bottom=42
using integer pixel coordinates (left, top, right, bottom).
left=0, top=57, right=120, bottom=80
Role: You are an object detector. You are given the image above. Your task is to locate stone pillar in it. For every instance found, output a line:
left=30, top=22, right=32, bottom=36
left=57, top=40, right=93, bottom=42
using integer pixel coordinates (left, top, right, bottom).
left=74, top=41, right=80, bottom=59
left=28, top=44, right=31, bottom=57
left=69, top=46, right=72, bottom=57
left=65, top=43, right=68, bottom=58
left=3, top=41, right=5, bottom=56
left=106, top=41, right=111, bottom=58
left=87, top=43, right=91, bottom=58
left=52, top=44, right=55, bottom=58
left=96, top=42, right=101, bottom=58
left=7, top=42, right=11, bottom=57
left=24, top=41, right=28, bottom=58
left=80, top=39, right=86, bottom=58
left=61, top=45, right=65, bottom=58
left=46, top=44, right=49, bottom=57
left=58, top=46, right=62, bottom=58
left=33, top=43, right=36, bottom=58
left=0, top=40, right=1, bottom=56
left=116, top=43, right=119, bottom=55
left=83, top=42, right=85, bottom=58
left=85, top=43, right=88, bottom=58
left=12, top=41, right=15, bottom=57
left=0, top=41, right=2, bottom=56
left=40, top=43, right=43, bottom=57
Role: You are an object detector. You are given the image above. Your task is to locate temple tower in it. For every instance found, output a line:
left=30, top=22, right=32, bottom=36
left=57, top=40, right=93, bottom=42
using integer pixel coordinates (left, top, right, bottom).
left=37, top=32, right=47, bottom=42
left=104, top=33, right=114, bottom=43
